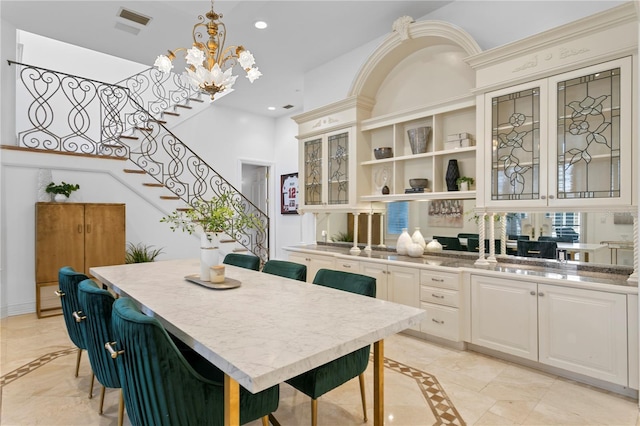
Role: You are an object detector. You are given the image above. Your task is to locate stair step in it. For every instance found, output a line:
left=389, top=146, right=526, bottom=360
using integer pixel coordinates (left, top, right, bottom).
left=189, top=97, right=205, bottom=103
left=123, top=169, right=146, bottom=174
left=143, top=183, right=164, bottom=188
left=160, top=195, right=180, bottom=200
left=176, top=207, right=193, bottom=212
left=163, top=111, right=180, bottom=117
left=148, top=119, right=167, bottom=124
left=175, top=104, right=193, bottom=110
left=135, top=127, right=153, bottom=132
left=220, top=239, right=237, bottom=244
left=232, top=248, right=249, bottom=253
left=120, top=135, right=139, bottom=140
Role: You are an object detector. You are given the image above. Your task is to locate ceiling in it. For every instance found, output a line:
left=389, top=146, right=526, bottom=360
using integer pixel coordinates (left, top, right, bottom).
left=1, top=1, right=452, bottom=117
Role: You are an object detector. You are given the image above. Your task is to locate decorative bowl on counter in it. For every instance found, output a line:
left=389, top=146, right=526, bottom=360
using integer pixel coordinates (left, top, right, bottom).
left=374, top=147, right=393, bottom=160
left=409, top=178, right=429, bottom=189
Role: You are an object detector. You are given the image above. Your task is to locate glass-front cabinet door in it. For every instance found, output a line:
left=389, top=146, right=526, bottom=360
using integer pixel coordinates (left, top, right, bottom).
left=300, top=129, right=351, bottom=209
left=548, top=57, right=631, bottom=207
left=486, top=57, right=632, bottom=209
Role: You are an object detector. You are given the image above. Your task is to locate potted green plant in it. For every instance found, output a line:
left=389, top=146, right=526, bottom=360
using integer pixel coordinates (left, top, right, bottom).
left=456, top=176, right=474, bottom=191
left=46, top=181, right=80, bottom=202
left=125, top=242, right=164, bottom=264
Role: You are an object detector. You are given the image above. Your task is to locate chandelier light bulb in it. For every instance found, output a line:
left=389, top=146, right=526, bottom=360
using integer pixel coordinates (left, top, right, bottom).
left=153, top=1, right=262, bottom=100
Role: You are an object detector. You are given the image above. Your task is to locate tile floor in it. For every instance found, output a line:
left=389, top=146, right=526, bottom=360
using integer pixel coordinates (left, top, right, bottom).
left=1, top=313, right=639, bottom=425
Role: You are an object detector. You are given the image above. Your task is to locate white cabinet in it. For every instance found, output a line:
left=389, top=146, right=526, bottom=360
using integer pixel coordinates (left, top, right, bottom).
left=360, top=99, right=477, bottom=202
left=359, top=260, right=389, bottom=300
left=471, top=274, right=629, bottom=386
left=420, top=269, right=462, bottom=341
left=483, top=57, right=632, bottom=209
left=287, top=252, right=335, bottom=283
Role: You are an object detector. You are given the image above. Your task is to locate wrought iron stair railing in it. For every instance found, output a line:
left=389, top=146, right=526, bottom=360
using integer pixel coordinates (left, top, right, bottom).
left=9, top=60, right=269, bottom=263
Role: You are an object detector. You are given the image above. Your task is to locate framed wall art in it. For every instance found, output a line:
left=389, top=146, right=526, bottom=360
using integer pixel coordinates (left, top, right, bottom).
left=281, top=172, right=299, bottom=214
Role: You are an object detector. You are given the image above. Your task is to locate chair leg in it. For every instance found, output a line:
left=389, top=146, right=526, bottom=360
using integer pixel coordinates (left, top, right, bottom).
left=118, top=389, right=125, bottom=426
left=261, top=415, right=269, bottom=426
left=89, top=373, right=95, bottom=399
left=311, top=399, right=318, bottom=426
left=99, top=385, right=106, bottom=414
left=358, top=373, right=368, bottom=422
left=75, top=348, right=82, bottom=377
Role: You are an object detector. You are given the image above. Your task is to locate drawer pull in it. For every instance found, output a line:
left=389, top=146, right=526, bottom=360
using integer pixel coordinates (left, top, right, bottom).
left=343, top=264, right=352, bottom=268
left=538, top=292, right=545, bottom=297
left=431, top=293, right=444, bottom=299
left=530, top=291, right=536, bottom=296
left=432, top=319, right=444, bottom=324
left=431, top=278, right=444, bottom=282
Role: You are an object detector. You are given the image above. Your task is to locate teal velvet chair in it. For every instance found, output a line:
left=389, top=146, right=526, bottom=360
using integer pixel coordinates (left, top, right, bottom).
left=286, top=269, right=376, bottom=426
left=223, top=253, right=260, bottom=271
left=110, top=297, right=279, bottom=426
left=57, top=267, right=94, bottom=390
left=77, top=279, right=124, bottom=425
left=262, top=259, right=307, bottom=282
left=517, top=240, right=558, bottom=259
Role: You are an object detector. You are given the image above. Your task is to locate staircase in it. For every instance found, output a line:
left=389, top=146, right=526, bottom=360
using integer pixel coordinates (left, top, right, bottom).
left=9, top=61, right=269, bottom=263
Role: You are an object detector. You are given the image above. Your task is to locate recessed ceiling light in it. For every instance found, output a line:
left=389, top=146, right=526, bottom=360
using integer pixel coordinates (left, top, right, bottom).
left=267, top=106, right=276, bottom=111
left=254, top=21, right=268, bottom=30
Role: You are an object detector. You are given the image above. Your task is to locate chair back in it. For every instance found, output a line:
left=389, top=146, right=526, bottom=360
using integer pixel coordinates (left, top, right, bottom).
left=508, top=234, right=530, bottom=241
left=539, top=236, right=574, bottom=243
left=223, top=253, right=260, bottom=271
left=262, top=260, right=307, bottom=282
left=111, top=297, right=278, bottom=426
left=517, top=240, right=558, bottom=259
left=77, top=279, right=120, bottom=389
left=58, top=266, right=90, bottom=349
left=466, top=238, right=503, bottom=254
left=432, top=236, right=462, bottom=251
left=457, top=233, right=479, bottom=239
left=312, top=269, right=376, bottom=298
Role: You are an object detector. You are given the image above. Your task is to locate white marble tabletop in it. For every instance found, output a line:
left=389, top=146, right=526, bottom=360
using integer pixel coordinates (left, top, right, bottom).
left=90, top=258, right=426, bottom=393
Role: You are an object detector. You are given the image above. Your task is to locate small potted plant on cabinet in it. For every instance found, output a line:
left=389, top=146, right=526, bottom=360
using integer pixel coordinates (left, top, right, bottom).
left=46, top=181, right=80, bottom=202
left=456, top=176, right=474, bottom=191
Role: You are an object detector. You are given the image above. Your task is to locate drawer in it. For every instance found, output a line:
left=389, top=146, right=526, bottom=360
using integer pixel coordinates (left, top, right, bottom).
left=336, top=259, right=359, bottom=272
left=420, top=285, right=458, bottom=308
left=420, top=302, right=460, bottom=341
left=420, top=270, right=459, bottom=290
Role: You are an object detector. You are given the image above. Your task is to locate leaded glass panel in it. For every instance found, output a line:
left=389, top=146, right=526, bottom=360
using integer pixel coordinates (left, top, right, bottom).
left=491, top=88, right=541, bottom=201
left=556, top=68, right=620, bottom=199
left=304, top=138, right=322, bottom=205
left=327, top=132, right=349, bottom=205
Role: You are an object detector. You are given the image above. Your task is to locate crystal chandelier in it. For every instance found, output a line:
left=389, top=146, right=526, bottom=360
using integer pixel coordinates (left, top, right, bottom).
left=154, top=0, right=261, bottom=100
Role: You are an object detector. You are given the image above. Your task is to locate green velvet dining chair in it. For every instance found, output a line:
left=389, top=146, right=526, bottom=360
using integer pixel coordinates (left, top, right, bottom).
left=223, top=253, right=260, bottom=271
left=109, top=297, right=279, bottom=426
left=77, top=279, right=124, bottom=426
left=432, top=236, right=463, bottom=251
left=57, top=266, right=95, bottom=394
left=286, top=269, right=376, bottom=426
left=261, top=259, right=307, bottom=282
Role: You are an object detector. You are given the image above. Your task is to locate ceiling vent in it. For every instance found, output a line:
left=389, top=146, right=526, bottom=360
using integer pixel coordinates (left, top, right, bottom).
left=118, top=7, right=152, bottom=26
left=282, top=104, right=294, bottom=109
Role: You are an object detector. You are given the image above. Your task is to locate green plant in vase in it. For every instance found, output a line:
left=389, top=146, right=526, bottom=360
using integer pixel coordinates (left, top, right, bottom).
left=46, top=181, right=80, bottom=201
left=456, top=176, right=474, bottom=191
left=125, top=242, right=164, bottom=263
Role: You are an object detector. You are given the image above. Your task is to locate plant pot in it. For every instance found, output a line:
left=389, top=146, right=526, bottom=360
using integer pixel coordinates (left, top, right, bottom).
left=460, top=182, right=469, bottom=191
left=54, top=194, right=69, bottom=202
left=200, top=232, right=220, bottom=281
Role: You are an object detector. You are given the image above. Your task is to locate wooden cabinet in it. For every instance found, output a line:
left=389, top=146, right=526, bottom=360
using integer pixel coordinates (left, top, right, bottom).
left=360, top=99, right=477, bottom=202
left=287, top=252, right=335, bottom=283
left=471, top=274, right=628, bottom=386
left=358, top=260, right=389, bottom=300
left=35, top=203, right=125, bottom=317
left=482, top=58, right=632, bottom=210
left=419, top=269, right=462, bottom=341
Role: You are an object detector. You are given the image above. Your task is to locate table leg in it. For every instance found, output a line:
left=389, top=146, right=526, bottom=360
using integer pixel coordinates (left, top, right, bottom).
left=224, top=374, right=240, bottom=426
left=373, top=339, right=384, bottom=426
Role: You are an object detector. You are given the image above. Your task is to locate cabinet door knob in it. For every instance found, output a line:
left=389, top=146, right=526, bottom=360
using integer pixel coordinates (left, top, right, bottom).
left=431, top=278, right=444, bottom=282
left=343, top=264, right=351, bottom=268
left=538, top=292, right=545, bottom=297
left=530, top=291, right=536, bottom=296
left=431, top=293, right=445, bottom=299
left=541, top=195, right=547, bottom=200
left=78, top=224, right=82, bottom=233
left=549, top=195, right=555, bottom=199
left=432, top=319, right=444, bottom=324
left=86, top=224, right=91, bottom=234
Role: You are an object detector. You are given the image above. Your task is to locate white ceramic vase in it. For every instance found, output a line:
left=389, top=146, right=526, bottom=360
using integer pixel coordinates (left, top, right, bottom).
left=407, top=242, right=424, bottom=258
left=54, top=194, right=68, bottom=202
left=396, top=228, right=412, bottom=255
left=411, top=227, right=426, bottom=249
left=200, top=232, right=220, bottom=281
left=460, top=182, right=469, bottom=191
left=426, top=239, right=443, bottom=253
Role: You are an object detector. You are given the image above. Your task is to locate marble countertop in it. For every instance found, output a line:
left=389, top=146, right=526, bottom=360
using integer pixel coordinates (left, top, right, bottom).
left=285, top=244, right=636, bottom=290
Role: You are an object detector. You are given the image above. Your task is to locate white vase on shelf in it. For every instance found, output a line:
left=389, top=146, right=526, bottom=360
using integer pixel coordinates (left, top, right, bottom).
left=200, top=232, right=220, bottom=281
left=396, top=228, right=411, bottom=255
left=411, top=227, right=426, bottom=249
left=407, top=243, right=424, bottom=258
left=426, top=239, right=443, bottom=253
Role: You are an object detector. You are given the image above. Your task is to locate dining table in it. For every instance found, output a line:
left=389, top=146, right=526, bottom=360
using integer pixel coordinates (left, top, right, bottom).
left=90, top=258, right=426, bottom=426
